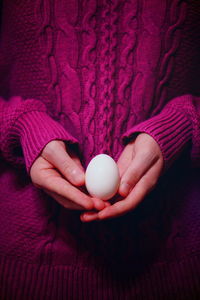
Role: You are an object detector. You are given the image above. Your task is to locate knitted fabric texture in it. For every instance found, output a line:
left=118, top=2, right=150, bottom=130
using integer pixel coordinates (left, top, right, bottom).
left=0, top=0, right=200, bottom=299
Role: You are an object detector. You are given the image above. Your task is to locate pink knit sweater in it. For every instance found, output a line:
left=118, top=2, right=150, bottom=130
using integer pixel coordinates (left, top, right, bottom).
left=0, top=0, right=200, bottom=299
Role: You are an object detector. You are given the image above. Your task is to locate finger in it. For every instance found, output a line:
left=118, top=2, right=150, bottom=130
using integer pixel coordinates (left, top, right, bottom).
left=42, top=140, right=85, bottom=186
left=91, top=198, right=109, bottom=211
left=80, top=201, right=111, bottom=222
left=80, top=211, right=99, bottom=222
left=44, top=189, right=84, bottom=210
left=32, top=157, right=107, bottom=211
left=78, top=185, right=108, bottom=211
left=39, top=171, right=94, bottom=210
left=82, top=161, right=161, bottom=221
left=117, top=142, right=135, bottom=178
left=119, top=149, right=159, bottom=197
left=42, top=175, right=107, bottom=211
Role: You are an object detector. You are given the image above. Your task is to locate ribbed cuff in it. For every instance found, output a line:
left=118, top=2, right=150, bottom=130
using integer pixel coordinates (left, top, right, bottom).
left=121, top=108, right=193, bottom=169
left=14, top=111, right=79, bottom=173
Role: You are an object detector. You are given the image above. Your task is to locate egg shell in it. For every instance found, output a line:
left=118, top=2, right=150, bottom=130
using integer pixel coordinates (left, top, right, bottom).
left=85, top=154, right=120, bottom=200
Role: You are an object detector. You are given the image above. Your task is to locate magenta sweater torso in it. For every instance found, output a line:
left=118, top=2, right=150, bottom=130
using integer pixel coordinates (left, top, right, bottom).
left=0, top=0, right=200, bottom=299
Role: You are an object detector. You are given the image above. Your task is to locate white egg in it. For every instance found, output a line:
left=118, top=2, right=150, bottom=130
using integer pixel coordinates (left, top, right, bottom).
left=85, top=154, right=120, bottom=200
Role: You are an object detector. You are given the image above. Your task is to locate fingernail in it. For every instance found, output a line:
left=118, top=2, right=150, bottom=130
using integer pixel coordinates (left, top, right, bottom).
left=93, top=198, right=105, bottom=211
left=120, top=182, right=131, bottom=195
left=80, top=214, right=86, bottom=222
left=77, top=172, right=85, bottom=182
left=71, top=169, right=84, bottom=183
left=81, top=212, right=98, bottom=222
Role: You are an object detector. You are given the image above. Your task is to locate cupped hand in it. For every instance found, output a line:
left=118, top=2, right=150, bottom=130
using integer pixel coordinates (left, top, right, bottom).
left=30, top=140, right=107, bottom=211
left=81, top=133, right=164, bottom=221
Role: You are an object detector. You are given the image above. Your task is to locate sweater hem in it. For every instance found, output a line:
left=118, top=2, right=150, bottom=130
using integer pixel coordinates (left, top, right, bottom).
left=0, top=253, right=200, bottom=300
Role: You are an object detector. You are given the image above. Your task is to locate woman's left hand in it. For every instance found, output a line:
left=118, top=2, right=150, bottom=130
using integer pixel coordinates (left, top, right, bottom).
left=81, top=133, right=164, bottom=222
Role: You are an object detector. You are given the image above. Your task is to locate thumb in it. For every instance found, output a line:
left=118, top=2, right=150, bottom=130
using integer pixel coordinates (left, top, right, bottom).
left=117, top=142, right=135, bottom=178
left=42, top=140, right=85, bottom=186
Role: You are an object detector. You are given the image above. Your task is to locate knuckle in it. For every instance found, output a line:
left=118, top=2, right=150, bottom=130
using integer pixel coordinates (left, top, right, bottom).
left=137, top=147, right=158, bottom=163
left=141, top=151, right=154, bottom=162
left=42, top=140, right=65, bottom=159
left=42, top=141, right=56, bottom=158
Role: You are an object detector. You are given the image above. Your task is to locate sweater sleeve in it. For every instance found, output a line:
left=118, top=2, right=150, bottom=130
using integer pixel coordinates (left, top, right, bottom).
left=0, top=96, right=79, bottom=173
left=121, top=94, right=200, bottom=169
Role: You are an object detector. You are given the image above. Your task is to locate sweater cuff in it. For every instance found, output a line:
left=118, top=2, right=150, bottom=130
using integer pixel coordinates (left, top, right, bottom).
left=15, top=111, right=79, bottom=173
left=121, top=108, right=193, bottom=169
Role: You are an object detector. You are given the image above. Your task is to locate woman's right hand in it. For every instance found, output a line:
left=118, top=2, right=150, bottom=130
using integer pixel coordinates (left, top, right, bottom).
left=30, top=140, right=107, bottom=211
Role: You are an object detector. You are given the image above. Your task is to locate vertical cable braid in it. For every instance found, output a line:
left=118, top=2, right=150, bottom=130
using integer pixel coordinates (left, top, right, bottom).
left=152, top=0, right=187, bottom=115
left=113, top=0, right=139, bottom=158
left=98, top=0, right=119, bottom=155
left=35, top=0, right=62, bottom=118
left=78, top=0, right=98, bottom=162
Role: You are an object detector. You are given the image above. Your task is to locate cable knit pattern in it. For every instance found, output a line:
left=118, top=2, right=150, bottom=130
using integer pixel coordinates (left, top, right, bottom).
left=124, top=0, right=167, bottom=117
left=78, top=0, right=98, bottom=162
left=0, top=0, right=200, bottom=299
left=35, top=0, right=62, bottom=117
left=112, top=0, right=139, bottom=158
left=152, top=0, right=187, bottom=115
left=97, top=0, right=119, bottom=155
